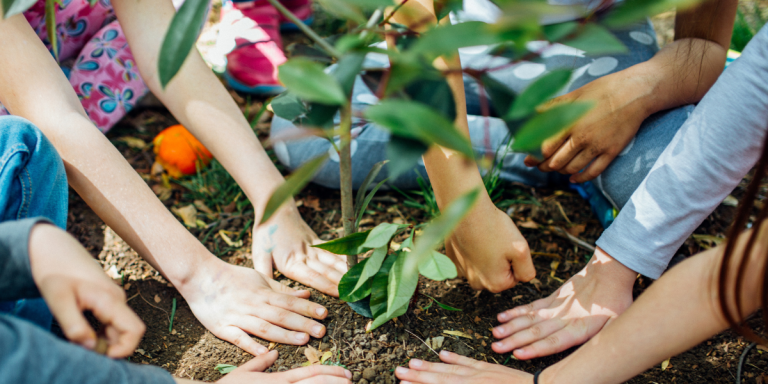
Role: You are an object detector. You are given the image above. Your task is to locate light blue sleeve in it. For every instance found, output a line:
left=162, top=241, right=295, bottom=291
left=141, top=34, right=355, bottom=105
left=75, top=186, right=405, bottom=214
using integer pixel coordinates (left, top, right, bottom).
left=596, top=24, right=768, bottom=279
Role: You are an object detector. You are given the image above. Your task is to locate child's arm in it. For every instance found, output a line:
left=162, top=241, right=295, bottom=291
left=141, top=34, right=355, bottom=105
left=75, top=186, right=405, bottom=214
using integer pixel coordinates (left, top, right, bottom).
left=0, top=13, right=327, bottom=354
left=110, top=0, right=346, bottom=296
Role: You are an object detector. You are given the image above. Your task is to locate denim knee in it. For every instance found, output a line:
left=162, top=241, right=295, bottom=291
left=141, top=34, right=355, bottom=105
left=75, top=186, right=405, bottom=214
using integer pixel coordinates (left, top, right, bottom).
left=0, top=116, right=68, bottom=229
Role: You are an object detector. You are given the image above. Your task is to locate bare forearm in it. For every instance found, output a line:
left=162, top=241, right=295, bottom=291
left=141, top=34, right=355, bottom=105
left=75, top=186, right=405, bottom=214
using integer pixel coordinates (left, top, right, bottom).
left=112, top=0, right=286, bottom=216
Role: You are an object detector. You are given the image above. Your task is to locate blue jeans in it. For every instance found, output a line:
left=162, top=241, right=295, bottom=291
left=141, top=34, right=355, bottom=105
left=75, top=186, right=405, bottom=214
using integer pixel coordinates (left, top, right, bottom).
left=270, top=20, right=694, bottom=210
left=0, top=116, right=69, bottom=330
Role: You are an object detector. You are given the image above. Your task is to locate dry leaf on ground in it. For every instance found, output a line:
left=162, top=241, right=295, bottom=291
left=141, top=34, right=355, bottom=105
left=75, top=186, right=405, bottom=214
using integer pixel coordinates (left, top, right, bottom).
left=517, top=220, right=539, bottom=229
left=172, top=205, right=198, bottom=228
left=443, top=330, right=473, bottom=339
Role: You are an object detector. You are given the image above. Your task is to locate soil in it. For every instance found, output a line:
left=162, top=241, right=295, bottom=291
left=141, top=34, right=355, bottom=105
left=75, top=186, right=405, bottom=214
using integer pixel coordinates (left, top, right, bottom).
left=60, top=2, right=768, bottom=383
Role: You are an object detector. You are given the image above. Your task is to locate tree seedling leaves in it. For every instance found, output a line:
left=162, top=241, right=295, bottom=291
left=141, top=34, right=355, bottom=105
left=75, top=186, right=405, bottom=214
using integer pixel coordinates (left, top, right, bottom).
left=434, top=0, right=463, bottom=20
left=333, top=53, right=366, bottom=96
left=2, top=0, right=37, bottom=18
left=260, top=154, right=329, bottom=224
left=603, top=0, right=700, bottom=27
left=271, top=92, right=307, bottom=121
left=362, top=223, right=403, bottom=249
left=561, top=24, right=627, bottom=56
left=316, top=0, right=366, bottom=23
left=370, top=253, right=398, bottom=319
left=385, top=249, right=420, bottom=318
left=365, top=100, right=474, bottom=159
left=418, top=250, right=458, bottom=281
left=480, top=73, right=516, bottom=117
left=215, top=364, right=237, bottom=374
left=423, top=294, right=462, bottom=311
left=355, top=178, right=388, bottom=229
left=355, top=160, right=388, bottom=218
left=405, top=77, right=457, bottom=122
left=371, top=300, right=407, bottom=331
left=339, top=258, right=373, bottom=302
left=158, top=0, right=208, bottom=87
left=278, top=58, right=347, bottom=105
left=386, top=137, right=429, bottom=182
left=300, top=102, right=339, bottom=128
left=507, top=69, right=572, bottom=120
left=542, top=21, right=578, bottom=42
left=313, top=230, right=371, bottom=255
left=410, top=21, right=503, bottom=58
left=511, top=101, right=593, bottom=152
left=352, top=245, right=389, bottom=293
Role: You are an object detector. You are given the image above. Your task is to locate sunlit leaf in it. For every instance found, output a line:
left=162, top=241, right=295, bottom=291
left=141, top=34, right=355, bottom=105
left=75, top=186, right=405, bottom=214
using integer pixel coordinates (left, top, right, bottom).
left=366, top=100, right=474, bottom=158
left=2, top=0, right=37, bottom=19
left=386, top=137, right=428, bottom=181
left=339, top=258, right=373, bottom=302
left=312, top=230, right=371, bottom=255
left=362, top=223, right=403, bottom=249
left=603, top=0, right=700, bottom=27
left=418, top=250, right=458, bottom=281
left=158, top=0, right=208, bottom=87
left=370, top=300, right=407, bottom=331
left=385, top=250, right=420, bottom=318
left=424, top=294, right=462, bottom=311
left=410, top=21, right=503, bottom=57
left=370, top=253, right=397, bottom=319
left=214, top=364, right=237, bottom=374
left=507, top=69, right=571, bottom=120
left=271, top=92, right=307, bottom=121
left=278, top=58, right=347, bottom=105
left=561, top=24, right=627, bottom=55
left=260, top=155, right=328, bottom=224
left=511, top=101, right=593, bottom=152
left=352, top=245, right=389, bottom=293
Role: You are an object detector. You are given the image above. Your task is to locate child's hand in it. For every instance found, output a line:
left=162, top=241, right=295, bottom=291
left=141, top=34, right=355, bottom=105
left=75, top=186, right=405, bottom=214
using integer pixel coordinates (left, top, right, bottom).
left=524, top=71, right=650, bottom=183
left=395, top=351, right=533, bottom=384
left=252, top=206, right=347, bottom=297
left=217, top=350, right=352, bottom=384
left=28, top=224, right=145, bottom=358
left=445, top=200, right=535, bottom=293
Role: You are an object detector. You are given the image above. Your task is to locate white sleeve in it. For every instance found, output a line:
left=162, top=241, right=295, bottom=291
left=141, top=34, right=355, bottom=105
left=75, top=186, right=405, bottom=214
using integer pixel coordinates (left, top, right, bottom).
left=596, top=25, right=768, bottom=279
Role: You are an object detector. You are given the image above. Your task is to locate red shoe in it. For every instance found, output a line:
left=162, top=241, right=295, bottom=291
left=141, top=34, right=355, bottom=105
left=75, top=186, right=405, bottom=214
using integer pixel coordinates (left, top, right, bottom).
left=277, top=0, right=313, bottom=31
left=223, top=0, right=287, bottom=95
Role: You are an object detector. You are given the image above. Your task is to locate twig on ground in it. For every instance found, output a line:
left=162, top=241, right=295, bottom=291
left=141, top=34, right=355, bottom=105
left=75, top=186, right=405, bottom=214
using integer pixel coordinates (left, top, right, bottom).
left=554, top=201, right=572, bottom=224
left=550, top=226, right=595, bottom=253
left=138, top=289, right=169, bottom=315
left=405, top=329, right=439, bottom=356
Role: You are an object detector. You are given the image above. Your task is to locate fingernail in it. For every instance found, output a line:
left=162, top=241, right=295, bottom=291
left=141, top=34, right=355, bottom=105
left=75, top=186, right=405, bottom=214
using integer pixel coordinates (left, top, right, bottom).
left=315, top=307, right=326, bottom=317
left=257, top=346, right=269, bottom=355
left=344, top=370, right=352, bottom=379
left=493, top=342, right=504, bottom=349
left=83, top=338, right=96, bottom=350
left=498, top=312, right=509, bottom=321
left=411, top=359, right=423, bottom=367
left=492, top=326, right=502, bottom=335
left=312, top=325, right=325, bottom=337
left=295, top=333, right=308, bottom=342
left=440, top=350, right=450, bottom=357
left=396, top=367, right=409, bottom=374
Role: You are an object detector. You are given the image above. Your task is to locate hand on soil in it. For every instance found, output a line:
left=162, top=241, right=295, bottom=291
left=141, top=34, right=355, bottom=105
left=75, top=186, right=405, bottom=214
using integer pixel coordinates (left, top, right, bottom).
left=217, top=350, right=352, bottom=384
left=491, top=248, right=636, bottom=359
left=395, top=350, right=532, bottom=384
left=252, top=208, right=347, bottom=297
left=445, top=201, right=535, bottom=292
left=182, top=257, right=330, bottom=354
left=28, top=224, right=145, bottom=358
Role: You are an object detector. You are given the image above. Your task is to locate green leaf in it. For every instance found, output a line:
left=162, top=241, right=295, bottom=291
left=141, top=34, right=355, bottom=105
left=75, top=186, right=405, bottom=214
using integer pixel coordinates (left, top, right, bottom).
left=370, top=300, right=407, bottom=331
left=355, top=160, right=388, bottom=220
left=333, top=53, right=366, bottom=96
left=352, top=245, right=389, bottom=293
left=339, top=258, right=373, bottom=302
left=158, top=0, right=208, bottom=87
left=418, top=250, right=458, bottom=281
left=507, top=69, right=572, bottom=120
left=271, top=92, right=307, bottom=121
left=511, top=101, right=594, bottom=152
left=562, top=24, right=627, bottom=56
left=300, top=102, right=339, bottom=128
left=480, top=73, right=516, bottom=117
left=385, top=249, right=420, bottom=318
left=386, top=137, right=428, bottom=181
left=260, top=155, right=328, bottom=224
left=542, top=21, right=578, bottom=42
left=434, top=0, right=463, bottom=20
left=312, top=230, right=371, bottom=255
left=410, top=21, right=503, bottom=57
left=423, top=294, right=462, bottom=311
left=603, top=0, right=700, bottom=27
left=365, top=100, right=474, bottom=159
left=370, top=253, right=397, bottom=319
left=2, top=0, right=37, bottom=18
left=278, top=58, right=347, bottom=105
left=45, top=0, right=57, bottom=61
left=355, top=178, right=388, bottom=229
left=362, top=223, right=403, bottom=249
left=214, top=364, right=237, bottom=374
left=405, top=77, right=456, bottom=122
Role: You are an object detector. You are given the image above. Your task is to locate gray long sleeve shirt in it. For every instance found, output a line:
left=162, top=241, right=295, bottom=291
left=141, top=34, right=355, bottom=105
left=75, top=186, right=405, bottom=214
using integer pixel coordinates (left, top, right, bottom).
left=596, top=24, right=768, bottom=279
left=0, top=218, right=175, bottom=384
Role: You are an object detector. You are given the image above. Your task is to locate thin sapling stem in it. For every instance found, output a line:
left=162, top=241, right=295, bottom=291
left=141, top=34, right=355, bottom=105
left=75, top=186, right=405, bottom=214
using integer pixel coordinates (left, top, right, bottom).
left=338, top=102, right=357, bottom=267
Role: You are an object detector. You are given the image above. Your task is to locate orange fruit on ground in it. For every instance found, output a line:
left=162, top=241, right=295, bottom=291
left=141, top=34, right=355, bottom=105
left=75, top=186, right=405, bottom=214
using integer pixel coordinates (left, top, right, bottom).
left=153, top=125, right=213, bottom=178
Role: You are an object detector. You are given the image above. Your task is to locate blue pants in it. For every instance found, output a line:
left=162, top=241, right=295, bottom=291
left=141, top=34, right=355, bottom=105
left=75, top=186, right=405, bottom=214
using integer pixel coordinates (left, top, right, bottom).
left=0, top=116, right=69, bottom=330
left=270, top=21, right=694, bottom=210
